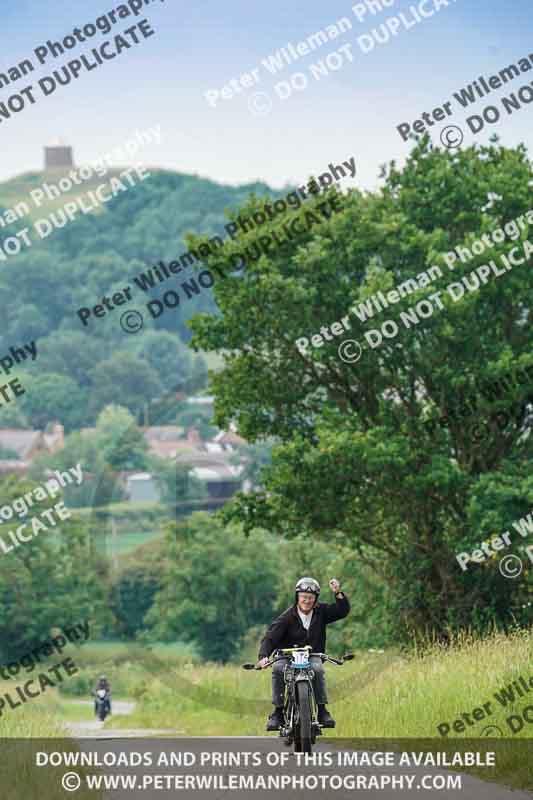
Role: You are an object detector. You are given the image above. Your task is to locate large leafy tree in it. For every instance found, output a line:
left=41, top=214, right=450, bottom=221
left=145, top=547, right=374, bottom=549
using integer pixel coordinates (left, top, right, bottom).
left=95, top=404, right=150, bottom=470
left=189, top=139, right=533, bottom=642
left=18, top=372, right=88, bottom=431
left=145, top=514, right=278, bottom=662
left=133, top=330, right=195, bottom=392
left=89, top=353, right=162, bottom=419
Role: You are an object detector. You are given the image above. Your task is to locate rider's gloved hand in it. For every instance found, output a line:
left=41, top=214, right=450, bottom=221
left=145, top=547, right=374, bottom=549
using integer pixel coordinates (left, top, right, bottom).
left=257, top=657, right=270, bottom=669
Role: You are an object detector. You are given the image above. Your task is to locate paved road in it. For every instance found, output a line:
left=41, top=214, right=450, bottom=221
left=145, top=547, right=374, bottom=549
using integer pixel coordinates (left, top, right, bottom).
left=65, top=699, right=182, bottom=738
left=64, top=704, right=532, bottom=799
left=65, top=735, right=532, bottom=799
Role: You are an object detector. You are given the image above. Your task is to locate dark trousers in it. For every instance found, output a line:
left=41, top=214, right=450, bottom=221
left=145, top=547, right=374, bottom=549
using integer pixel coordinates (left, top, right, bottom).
left=272, top=656, right=328, bottom=706
left=94, top=697, right=111, bottom=714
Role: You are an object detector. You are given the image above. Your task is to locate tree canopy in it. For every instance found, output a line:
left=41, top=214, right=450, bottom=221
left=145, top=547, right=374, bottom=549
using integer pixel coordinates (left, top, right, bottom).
left=189, top=138, right=533, bottom=642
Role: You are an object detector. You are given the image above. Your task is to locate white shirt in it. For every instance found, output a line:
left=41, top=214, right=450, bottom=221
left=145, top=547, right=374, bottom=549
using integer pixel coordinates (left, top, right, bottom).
left=297, top=608, right=313, bottom=630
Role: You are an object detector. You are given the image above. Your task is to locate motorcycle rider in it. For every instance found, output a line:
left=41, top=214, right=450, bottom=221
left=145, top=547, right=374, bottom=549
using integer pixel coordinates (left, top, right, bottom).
left=257, top=577, right=350, bottom=731
left=93, top=674, right=111, bottom=716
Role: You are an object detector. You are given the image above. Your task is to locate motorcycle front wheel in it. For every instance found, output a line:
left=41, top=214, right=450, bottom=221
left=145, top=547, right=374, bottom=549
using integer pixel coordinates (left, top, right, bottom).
left=294, top=682, right=312, bottom=754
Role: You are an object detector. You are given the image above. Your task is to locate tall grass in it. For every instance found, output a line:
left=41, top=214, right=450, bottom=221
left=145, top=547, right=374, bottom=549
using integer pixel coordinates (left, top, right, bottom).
left=0, top=697, right=103, bottom=800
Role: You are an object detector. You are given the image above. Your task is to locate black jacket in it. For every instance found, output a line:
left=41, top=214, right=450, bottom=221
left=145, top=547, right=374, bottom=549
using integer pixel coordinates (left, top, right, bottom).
left=258, top=594, right=350, bottom=659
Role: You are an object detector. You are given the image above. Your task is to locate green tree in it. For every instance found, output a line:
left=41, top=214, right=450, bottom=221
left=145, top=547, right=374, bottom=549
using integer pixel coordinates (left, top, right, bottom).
left=95, top=405, right=150, bottom=470
left=109, top=561, right=163, bottom=638
left=89, top=354, right=162, bottom=419
left=231, top=441, right=273, bottom=487
left=37, top=331, right=104, bottom=388
left=145, top=514, right=278, bottom=662
left=133, top=331, right=193, bottom=392
left=18, top=372, right=88, bottom=431
left=175, top=406, right=217, bottom=440
left=189, top=139, right=533, bottom=642
left=187, top=355, right=209, bottom=394
left=0, top=404, right=30, bottom=429
left=0, top=475, right=110, bottom=661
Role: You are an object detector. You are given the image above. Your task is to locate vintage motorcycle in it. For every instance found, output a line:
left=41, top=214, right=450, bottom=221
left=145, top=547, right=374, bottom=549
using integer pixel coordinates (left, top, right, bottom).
left=244, top=645, right=353, bottom=753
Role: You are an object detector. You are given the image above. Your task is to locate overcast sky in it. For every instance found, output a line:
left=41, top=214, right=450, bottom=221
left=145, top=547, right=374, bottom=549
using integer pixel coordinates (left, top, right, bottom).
left=1, top=0, right=533, bottom=190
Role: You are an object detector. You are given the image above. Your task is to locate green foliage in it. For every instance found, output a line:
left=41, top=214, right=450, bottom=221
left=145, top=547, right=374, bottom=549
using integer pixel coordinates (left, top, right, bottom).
left=0, top=403, right=30, bottom=429
left=109, top=562, right=163, bottom=638
left=0, top=445, right=20, bottom=460
left=89, top=354, right=162, bottom=419
left=95, top=404, right=149, bottom=470
left=190, top=138, right=533, bottom=643
left=230, top=441, right=273, bottom=487
left=0, top=475, right=111, bottom=662
left=145, top=514, right=279, bottom=662
left=37, top=332, right=104, bottom=389
left=175, top=405, right=217, bottom=439
left=188, top=356, right=209, bottom=394
left=133, top=330, right=199, bottom=392
left=0, top=169, right=276, bottom=429
left=17, top=372, right=88, bottom=432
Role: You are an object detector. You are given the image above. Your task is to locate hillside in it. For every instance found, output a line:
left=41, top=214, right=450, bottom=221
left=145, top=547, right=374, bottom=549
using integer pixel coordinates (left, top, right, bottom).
left=0, top=165, right=279, bottom=342
left=0, top=165, right=279, bottom=429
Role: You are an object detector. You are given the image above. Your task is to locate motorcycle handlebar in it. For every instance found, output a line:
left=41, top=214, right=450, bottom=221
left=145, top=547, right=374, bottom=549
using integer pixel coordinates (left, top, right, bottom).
left=242, top=652, right=354, bottom=670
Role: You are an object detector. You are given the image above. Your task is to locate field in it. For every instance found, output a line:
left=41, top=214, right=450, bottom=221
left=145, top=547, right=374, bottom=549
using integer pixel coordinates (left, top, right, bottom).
left=1, top=633, right=532, bottom=790
left=105, top=630, right=533, bottom=790
left=0, top=691, right=104, bottom=800
left=92, top=530, right=164, bottom=559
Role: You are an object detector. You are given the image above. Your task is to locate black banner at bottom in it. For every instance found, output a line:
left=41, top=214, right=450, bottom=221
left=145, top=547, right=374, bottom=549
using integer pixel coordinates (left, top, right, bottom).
left=1, top=737, right=532, bottom=799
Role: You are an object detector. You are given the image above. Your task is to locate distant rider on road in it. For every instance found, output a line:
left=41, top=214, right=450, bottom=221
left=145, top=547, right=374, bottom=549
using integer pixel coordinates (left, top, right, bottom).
left=93, top=674, right=111, bottom=715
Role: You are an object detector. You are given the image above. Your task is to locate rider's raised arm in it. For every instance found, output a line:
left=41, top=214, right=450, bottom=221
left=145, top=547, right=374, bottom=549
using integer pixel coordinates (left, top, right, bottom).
left=323, top=592, right=350, bottom=624
left=258, top=611, right=290, bottom=659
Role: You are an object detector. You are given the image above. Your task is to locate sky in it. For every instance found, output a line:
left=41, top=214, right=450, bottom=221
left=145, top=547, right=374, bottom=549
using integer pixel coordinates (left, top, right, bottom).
left=1, top=0, right=533, bottom=191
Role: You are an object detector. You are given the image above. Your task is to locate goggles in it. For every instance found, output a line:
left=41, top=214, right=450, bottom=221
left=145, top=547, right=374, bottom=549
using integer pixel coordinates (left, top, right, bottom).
left=297, top=585, right=319, bottom=594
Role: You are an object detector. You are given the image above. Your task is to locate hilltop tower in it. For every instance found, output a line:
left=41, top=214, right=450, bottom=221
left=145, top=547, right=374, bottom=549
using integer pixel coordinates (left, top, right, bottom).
left=44, top=142, right=74, bottom=170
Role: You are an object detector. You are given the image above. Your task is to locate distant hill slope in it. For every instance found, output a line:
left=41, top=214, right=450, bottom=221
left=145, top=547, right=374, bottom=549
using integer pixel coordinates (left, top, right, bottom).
left=0, top=165, right=282, bottom=429
left=0, top=165, right=281, bottom=348
left=0, top=169, right=129, bottom=224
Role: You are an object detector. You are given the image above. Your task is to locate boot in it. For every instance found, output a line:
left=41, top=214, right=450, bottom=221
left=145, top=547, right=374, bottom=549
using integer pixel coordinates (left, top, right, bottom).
left=266, top=707, right=284, bottom=731
left=317, top=705, right=335, bottom=728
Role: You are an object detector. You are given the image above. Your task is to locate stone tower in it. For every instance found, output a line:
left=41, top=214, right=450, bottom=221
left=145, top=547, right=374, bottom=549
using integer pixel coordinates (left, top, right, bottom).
left=44, top=145, right=74, bottom=170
